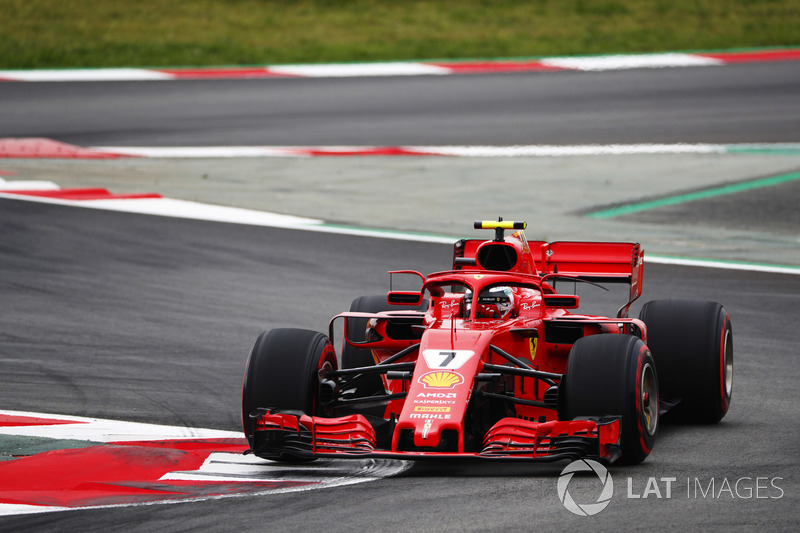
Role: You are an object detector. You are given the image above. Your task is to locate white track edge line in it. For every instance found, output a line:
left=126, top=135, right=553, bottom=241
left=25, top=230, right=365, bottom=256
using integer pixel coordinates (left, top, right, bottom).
left=2, top=191, right=797, bottom=275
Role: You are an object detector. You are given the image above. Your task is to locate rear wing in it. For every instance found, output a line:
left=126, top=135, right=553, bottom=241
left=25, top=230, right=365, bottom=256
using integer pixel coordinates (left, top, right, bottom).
left=450, top=225, right=644, bottom=318
left=538, top=242, right=644, bottom=318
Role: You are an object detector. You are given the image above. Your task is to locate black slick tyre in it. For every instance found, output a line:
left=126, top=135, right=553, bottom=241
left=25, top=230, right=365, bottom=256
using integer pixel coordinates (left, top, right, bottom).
left=241, top=328, right=336, bottom=453
left=559, top=334, right=659, bottom=465
left=638, top=299, right=733, bottom=423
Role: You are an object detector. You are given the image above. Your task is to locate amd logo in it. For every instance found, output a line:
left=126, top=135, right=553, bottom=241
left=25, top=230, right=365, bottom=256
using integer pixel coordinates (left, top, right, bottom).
left=416, top=392, right=457, bottom=399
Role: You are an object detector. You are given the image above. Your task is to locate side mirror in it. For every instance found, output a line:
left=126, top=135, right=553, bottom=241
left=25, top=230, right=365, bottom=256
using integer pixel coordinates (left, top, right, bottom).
left=387, top=291, right=424, bottom=306
left=543, top=294, right=580, bottom=309
left=387, top=270, right=425, bottom=306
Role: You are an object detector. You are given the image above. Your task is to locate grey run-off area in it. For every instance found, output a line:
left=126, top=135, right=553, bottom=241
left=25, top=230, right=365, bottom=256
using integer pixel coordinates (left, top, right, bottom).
left=4, top=150, right=800, bottom=266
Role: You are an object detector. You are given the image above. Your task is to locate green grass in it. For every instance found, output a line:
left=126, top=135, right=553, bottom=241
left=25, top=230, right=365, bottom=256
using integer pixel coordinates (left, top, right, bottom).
left=2, top=0, right=799, bottom=69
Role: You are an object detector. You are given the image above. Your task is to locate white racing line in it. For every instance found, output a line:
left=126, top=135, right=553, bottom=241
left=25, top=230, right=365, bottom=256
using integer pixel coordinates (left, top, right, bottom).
left=161, top=452, right=410, bottom=490
left=0, top=52, right=724, bottom=82
left=2, top=48, right=797, bottom=83
left=86, top=143, right=785, bottom=158
left=0, top=409, right=240, bottom=442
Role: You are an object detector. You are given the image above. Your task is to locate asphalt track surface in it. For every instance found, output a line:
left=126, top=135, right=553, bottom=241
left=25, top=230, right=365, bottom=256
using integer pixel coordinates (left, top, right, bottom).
left=0, top=61, right=799, bottom=145
left=2, top=196, right=800, bottom=531
left=2, top=62, right=800, bottom=530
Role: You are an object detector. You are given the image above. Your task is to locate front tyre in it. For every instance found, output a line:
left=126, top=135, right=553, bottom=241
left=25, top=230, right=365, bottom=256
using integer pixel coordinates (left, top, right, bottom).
left=241, top=328, right=336, bottom=453
left=559, top=334, right=658, bottom=465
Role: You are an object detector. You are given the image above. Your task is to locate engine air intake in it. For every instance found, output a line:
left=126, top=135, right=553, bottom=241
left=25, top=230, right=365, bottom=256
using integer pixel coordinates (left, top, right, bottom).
left=476, top=242, right=519, bottom=271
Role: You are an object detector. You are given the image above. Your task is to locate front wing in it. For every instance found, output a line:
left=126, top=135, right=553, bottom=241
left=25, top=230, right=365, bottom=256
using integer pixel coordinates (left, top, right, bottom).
left=248, top=411, right=622, bottom=463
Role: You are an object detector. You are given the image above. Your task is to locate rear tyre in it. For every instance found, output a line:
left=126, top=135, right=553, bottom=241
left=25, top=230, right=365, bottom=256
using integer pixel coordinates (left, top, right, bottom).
left=241, top=328, right=336, bottom=455
left=559, top=334, right=658, bottom=465
left=639, top=300, right=733, bottom=423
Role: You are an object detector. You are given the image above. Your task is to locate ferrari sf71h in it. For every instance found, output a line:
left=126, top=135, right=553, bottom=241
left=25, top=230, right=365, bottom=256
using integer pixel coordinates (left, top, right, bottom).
left=242, top=220, right=733, bottom=465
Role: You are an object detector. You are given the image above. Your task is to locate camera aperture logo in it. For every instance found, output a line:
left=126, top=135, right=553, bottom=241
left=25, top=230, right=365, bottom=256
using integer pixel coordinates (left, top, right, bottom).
left=557, top=459, right=614, bottom=516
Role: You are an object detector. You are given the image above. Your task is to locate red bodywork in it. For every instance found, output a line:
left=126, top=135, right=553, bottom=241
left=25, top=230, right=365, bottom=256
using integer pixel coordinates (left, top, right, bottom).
left=251, top=224, right=646, bottom=463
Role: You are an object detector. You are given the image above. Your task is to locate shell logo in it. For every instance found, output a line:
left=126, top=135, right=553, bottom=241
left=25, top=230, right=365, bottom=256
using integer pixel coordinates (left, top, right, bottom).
left=418, top=371, right=464, bottom=389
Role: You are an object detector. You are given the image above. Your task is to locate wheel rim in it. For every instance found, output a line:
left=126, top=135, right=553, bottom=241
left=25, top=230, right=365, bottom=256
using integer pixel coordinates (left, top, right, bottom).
left=723, top=328, right=733, bottom=398
left=640, top=361, right=658, bottom=435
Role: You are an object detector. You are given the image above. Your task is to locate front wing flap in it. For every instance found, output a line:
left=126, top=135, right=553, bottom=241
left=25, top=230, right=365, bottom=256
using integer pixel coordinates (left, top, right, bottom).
left=480, top=417, right=621, bottom=462
left=250, top=410, right=621, bottom=463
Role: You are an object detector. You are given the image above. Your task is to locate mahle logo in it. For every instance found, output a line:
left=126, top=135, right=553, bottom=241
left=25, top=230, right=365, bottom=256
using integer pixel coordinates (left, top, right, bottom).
left=557, top=459, right=614, bottom=516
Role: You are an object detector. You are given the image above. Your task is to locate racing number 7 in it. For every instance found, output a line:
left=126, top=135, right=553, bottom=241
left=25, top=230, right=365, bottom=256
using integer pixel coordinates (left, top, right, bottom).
left=439, top=351, right=457, bottom=367
left=422, top=350, right=475, bottom=370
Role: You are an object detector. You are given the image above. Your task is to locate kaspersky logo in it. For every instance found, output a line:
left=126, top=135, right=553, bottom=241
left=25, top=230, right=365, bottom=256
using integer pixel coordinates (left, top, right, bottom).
left=557, top=459, right=614, bottom=516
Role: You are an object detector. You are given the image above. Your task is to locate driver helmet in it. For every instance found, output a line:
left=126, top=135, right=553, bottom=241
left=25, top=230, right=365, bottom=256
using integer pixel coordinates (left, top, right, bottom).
left=475, top=286, right=515, bottom=319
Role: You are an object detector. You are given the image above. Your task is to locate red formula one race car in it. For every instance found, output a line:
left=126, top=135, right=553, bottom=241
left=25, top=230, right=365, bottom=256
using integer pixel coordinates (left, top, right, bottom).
left=242, top=220, right=733, bottom=465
